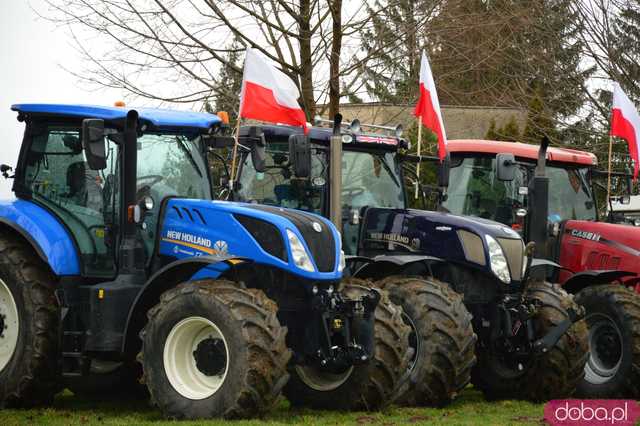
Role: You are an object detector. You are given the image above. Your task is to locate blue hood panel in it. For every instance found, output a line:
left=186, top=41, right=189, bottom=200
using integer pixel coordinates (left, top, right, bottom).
left=158, top=199, right=342, bottom=282
left=0, top=199, right=80, bottom=276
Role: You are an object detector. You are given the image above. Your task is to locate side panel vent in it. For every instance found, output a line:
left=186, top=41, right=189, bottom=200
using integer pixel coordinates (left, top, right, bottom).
left=234, top=214, right=287, bottom=262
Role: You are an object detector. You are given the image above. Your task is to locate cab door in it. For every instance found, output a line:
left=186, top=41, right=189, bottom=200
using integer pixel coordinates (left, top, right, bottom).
left=19, top=120, right=120, bottom=278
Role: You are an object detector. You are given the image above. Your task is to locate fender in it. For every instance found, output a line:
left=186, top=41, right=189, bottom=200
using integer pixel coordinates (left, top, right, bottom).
left=562, top=269, right=637, bottom=295
left=528, top=258, right=571, bottom=273
left=121, top=255, right=250, bottom=353
left=0, top=199, right=80, bottom=275
left=351, top=254, right=444, bottom=280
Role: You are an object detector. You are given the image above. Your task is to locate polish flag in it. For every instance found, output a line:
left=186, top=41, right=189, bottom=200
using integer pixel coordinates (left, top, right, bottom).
left=611, top=82, right=640, bottom=179
left=239, top=48, right=307, bottom=132
left=414, top=50, right=447, bottom=160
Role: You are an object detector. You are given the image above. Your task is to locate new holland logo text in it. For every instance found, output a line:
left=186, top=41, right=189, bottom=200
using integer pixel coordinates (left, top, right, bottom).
left=570, top=229, right=601, bottom=242
left=165, top=230, right=212, bottom=247
left=162, top=230, right=227, bottom=256
left=369, top=232, right=410, bottom=244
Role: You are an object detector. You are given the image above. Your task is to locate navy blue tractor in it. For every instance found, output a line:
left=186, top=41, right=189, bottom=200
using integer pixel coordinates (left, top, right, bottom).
left=0, top=104, right=411, bottom=419
left=211, top=115, right=589, bottom=404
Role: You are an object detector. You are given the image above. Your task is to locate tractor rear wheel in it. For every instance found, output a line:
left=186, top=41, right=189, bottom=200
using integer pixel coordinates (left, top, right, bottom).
left=283, top=280, right=410, bottom=411
left=141, top=279, right=290, bottom=419
left=0, top=234, right=60, bottom=407
left=375, top=276, right=477, bottom=406
left=575, top=284, right=640, bottom=398
left=472, top=281, right=588, bottom=401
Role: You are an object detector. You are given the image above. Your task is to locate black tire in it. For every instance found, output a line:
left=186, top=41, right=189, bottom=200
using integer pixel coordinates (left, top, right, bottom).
left=472, top=281, right=589, bottom=401
left=65, top=361, right=146, bottom=398
left=375, top=276, right=477, bottom=406
left=141, top=279, right=291, bottom=419
left=283, top=279, right=410, bottom=411
left=0, top=234, right=60, bottom=408
left=575, top=284, right=640, bottom=398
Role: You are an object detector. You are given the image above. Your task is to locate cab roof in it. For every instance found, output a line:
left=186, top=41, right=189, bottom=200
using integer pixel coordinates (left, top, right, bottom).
left=254, top=124, right=402, bottom=149
left=11, top=103, right=221, bottom=131
left=447, top=139, right=598, bottom=166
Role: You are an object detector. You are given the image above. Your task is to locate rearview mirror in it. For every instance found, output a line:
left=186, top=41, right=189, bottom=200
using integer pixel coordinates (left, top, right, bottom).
left=496, top=153, right=516, bottom=181
left=81, top=119, right=106, bottom=170
left=437, top=154, right=450, bottom=188
left=289, top=134, right=311, bottom=178
left=251, top=135, right=267, bottom=173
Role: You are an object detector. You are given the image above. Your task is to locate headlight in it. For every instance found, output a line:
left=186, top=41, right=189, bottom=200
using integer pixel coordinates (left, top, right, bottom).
left=485, top=235, right=511, bottom=284
left=521, top=254, right=528, bottom=278
left=338, top=250, right=346, bottom=272
left=286, top=229, right=315, bottom=272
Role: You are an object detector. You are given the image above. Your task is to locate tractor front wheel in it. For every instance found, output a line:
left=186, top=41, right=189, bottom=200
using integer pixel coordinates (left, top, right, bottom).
left=0, top=234, right=60, bottom=407
left=375, top=276, right=477, bottom=406
left=141, top=279, right=290, bottom=419
left=472, top=281, right=588, bottom=401
left=283, top=281, right=410, bottom=411
left=575, top=284, right=640, bottom=398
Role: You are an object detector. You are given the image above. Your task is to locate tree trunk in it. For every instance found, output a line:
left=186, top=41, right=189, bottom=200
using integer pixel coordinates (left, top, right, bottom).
left=329, top=0, right=342, bottom=119
left=299, top=0, right=315, bottom=120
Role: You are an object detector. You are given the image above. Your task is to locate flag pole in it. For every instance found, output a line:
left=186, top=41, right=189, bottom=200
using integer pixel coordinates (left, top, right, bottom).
left=229, top=117, right=242, bottom=186
left=607, top=135, right=614, bottom=202
left=415, top=116, right=422, bottom=199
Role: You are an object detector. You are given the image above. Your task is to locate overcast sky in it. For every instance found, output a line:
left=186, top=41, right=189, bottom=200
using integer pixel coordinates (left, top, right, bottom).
left=0, top=1, right=123, bottom=199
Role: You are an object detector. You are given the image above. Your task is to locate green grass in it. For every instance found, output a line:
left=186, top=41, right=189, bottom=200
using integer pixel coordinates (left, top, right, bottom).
left=0, top=388, right=546, bottom=426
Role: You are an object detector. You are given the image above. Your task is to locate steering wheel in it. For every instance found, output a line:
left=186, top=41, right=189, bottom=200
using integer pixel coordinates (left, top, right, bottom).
left=342, top=186, right=366, bottom=198
left=137, top=175, right=164, bottom=189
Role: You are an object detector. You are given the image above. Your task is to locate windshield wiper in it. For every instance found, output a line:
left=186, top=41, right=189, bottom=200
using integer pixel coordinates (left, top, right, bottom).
left=379, top=156, right=401, bottom=187
left=175, top=136, right=203, bottom=177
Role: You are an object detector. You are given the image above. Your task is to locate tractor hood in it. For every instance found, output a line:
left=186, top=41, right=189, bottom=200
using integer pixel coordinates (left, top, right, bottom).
left=558, top=219, right=640, bottom=285
left=360, top=207, right=526, bottom=284
left=158, top=199, right=343, bottom=281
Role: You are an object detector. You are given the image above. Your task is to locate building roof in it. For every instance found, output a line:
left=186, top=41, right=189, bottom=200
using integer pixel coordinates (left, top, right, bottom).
left=11, top=104, right=221, bottom=130
left=447, top=139, right=598, bottom=166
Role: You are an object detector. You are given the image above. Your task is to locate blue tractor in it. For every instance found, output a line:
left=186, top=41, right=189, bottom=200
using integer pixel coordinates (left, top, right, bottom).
left=211, top=115, right=590, bottom=404
left=0, top=104, right=410, bottom=419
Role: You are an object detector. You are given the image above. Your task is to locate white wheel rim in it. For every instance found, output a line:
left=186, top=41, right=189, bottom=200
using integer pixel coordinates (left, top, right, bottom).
left=295, top=364, right=353, bottom=392
left=0, top=278, right=19, bottom=372
left=163, top=316, right=229, bottom=400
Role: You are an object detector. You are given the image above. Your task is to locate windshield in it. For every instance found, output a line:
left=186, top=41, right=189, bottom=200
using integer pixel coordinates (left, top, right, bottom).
left=235, top=145, right=405, bottom=213
left=443, top=156, right=527, bottom=225
left=546, top=165, right=596, bottom=222
left=443, top=156, right=597, bottom=225
left=342, top=150, right=405, bottom=210
left=137, top=133, right=210, bottom=200
left=236, top=142, right=326, bottom=213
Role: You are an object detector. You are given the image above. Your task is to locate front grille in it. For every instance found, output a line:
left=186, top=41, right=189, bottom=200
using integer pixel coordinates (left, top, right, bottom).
left=244, top=205, right=336, bottom=272
left=234, top=214, right=287, bottom=262
left=497, top=237, right=525, bottom=281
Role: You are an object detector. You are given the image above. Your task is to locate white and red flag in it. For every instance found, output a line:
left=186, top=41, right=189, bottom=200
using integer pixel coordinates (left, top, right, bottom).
left=239, top=48, right=307, bottom=132
left=414, top=50, right=447, bottom=160
left=611, top=82, right=640, bottom=180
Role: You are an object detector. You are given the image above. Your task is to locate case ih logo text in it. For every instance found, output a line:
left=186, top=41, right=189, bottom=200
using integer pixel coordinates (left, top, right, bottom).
left=570, top=229, right=601, bottom=242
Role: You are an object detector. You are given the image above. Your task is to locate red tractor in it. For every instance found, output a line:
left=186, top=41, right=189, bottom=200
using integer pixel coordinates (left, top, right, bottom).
left=439, top=138, right=640, bottom=398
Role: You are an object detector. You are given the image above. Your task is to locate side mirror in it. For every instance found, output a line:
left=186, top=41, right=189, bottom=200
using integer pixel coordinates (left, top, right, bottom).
left=289, top=134, right=311, bottom=178
left=251, top=134, right=267, bottom=173
left=81, top=119, right=107, bottom=170
left=496, top=153, right=516, bottom=181
left=437, top=154, right=450, bottom=188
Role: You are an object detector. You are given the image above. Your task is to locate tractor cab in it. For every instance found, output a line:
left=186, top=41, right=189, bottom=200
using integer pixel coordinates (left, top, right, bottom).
left=227, top=120, right=408, bottom=254
left=442, top=140, right=600, bottom=233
